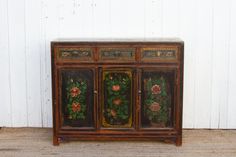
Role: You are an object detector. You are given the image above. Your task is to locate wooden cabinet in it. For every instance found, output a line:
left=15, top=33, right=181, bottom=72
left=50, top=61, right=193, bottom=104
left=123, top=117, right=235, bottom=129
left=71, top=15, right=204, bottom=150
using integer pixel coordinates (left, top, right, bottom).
left=51, top=39, right=184, bottom=146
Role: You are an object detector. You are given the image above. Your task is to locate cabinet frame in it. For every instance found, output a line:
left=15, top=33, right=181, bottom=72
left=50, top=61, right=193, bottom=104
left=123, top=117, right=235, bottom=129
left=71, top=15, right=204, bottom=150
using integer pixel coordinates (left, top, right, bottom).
left=51, top=40, right=184, bottom=146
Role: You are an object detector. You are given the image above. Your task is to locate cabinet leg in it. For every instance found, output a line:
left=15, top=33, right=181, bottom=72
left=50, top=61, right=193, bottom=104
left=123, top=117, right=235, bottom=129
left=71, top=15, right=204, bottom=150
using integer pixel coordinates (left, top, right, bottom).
left=176, top=135, right=182, bottom=146
left=53, top=136, right=60, bottom=146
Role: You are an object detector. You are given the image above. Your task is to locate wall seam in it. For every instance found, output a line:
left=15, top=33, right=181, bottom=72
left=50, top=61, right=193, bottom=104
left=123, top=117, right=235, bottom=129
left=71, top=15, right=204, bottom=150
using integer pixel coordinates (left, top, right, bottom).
left=6, top=0, right=13, bottom=127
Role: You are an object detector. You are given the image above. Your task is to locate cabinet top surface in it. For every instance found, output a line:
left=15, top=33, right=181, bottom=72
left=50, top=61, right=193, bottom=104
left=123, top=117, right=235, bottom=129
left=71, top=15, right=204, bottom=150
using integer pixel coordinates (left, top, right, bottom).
left=51, top=38, right=184, bottom=43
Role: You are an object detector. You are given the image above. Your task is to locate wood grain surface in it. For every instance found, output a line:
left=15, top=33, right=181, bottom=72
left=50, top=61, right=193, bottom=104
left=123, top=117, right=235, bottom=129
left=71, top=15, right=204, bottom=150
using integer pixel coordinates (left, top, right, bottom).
left=0, top=128, right=235, bottom=157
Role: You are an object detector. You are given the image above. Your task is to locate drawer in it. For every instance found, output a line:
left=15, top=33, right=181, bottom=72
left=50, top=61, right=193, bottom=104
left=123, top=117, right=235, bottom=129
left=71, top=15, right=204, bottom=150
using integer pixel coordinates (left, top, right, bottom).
left=98, top=47, right=136, bottom=62
left=140, top=47, right=178, bottom=62
left=57, top=47, right=94, bottom=62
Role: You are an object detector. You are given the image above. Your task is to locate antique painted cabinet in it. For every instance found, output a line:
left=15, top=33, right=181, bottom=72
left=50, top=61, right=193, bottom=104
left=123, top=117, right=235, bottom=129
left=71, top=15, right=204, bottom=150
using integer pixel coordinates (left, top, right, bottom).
left=51, top=39, right=184, bottom=146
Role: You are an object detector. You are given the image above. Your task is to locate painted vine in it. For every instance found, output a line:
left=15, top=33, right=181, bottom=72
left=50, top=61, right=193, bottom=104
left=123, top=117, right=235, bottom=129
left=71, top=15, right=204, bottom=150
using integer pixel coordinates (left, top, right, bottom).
left=66, top=78, right=87, bottom=120
left=144, top=76, right=170, bottom=127
left=103, top=72, right=131, bottom=125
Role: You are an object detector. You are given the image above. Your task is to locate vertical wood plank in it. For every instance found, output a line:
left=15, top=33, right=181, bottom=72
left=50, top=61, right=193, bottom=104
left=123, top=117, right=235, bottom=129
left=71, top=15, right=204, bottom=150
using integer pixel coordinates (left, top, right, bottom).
left=194, top=0, right=213, bottom=128
left=8, top=0, right=28, bottom=127
left=109, top=0, right=128, bottom=38
left=93, top=0, right=110, bottom=38
left=110, top=0, right=145, bottom=38
left=162, top=0, right=180, bottom=37
left=0, top=0, right=12, bottom=127
left=227, top=0, right=236, bottom=129
left=179, top=0, right=198, bottom=128
left=58, top=0, right=93, bottom=38
left=144, top=0, right=163, bottom=38
left=41, top=0, right=60, bottom=127
left=25, top=0, right=42, bottom=127
left=211, top=0, right=231, bottom=129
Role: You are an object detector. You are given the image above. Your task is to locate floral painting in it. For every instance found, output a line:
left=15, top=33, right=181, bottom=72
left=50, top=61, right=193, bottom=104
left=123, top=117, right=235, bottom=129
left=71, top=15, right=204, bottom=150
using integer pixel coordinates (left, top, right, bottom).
left=102, top=71, right=132, bottom=127
left=66, top=78, right=87, bottom=120
left=142, top=72, right=173, bottom=128
left=61, top=69, right=94, bottom=127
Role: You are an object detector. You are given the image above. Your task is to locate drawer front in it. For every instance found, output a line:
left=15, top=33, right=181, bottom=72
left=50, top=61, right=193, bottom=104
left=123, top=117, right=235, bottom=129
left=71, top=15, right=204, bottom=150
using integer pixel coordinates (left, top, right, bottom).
left=141, top=47, right=178, bottom=62
left=57, top=47, right=94, bottom=61
left=98, top=48, right=136, bottom=62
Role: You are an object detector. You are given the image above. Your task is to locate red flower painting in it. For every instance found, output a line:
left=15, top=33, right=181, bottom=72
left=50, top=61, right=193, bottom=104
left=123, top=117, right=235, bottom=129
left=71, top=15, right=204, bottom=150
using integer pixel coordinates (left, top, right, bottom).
left=149, top=102, right=161, bottom=112
left=110, top=109, right=117, bottom=117
left=112, top=98, right=122, bottom=106
left=70, top=87, right=81, bottom=97
left=112, top=85, right=120, bottom=92
left=72, top=102, right=81, bottom=112
left=151, top=84, right=161, bottom=94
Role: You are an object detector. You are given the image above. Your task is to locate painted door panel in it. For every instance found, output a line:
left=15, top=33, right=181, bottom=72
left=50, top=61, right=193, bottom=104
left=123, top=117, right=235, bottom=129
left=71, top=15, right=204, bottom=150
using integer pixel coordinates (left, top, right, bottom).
left=140, top=68, right=177, bottom=129
left=59, top=68, right=95, bottom=129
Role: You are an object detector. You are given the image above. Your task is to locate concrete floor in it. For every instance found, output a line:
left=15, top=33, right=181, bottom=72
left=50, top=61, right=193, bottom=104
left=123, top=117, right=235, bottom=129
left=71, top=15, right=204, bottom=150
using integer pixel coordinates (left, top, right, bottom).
left=0, top=128, right=236, bottom=157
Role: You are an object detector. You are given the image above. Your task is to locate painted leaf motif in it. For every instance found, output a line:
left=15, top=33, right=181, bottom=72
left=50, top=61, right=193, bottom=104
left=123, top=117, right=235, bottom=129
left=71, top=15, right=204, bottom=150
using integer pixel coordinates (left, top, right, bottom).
left=66, top=79, right=87, bottom=120
left=144, top=75, right=171, bottom=127
left=103, top=71, right=132, bottom=126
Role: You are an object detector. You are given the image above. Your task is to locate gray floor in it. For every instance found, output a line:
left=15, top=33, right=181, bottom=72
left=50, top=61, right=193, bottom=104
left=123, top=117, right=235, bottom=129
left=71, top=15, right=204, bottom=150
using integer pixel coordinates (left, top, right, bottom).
left=0, top=128, right=236, bottom=157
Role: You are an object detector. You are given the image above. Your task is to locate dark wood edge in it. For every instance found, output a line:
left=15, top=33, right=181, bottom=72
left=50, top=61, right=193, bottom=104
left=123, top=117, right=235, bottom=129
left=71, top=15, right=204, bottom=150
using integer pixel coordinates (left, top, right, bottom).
left=51, top=42, right=58, bottom=146
left=58, top=130, right=178, bottom=135
left=178, top=42, right=184, bottom=146
left=51, top=41, right=184, bottom=46
left=54, top=136, right=178, bottom=146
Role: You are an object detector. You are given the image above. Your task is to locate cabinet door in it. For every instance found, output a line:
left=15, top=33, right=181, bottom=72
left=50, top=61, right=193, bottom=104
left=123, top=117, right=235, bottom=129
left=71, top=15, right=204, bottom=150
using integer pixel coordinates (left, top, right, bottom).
left=59, top=68, right=95, bottom=129
left=100, top=68, right=134, bottom=128
left=140, top=68, right=176, bottom=129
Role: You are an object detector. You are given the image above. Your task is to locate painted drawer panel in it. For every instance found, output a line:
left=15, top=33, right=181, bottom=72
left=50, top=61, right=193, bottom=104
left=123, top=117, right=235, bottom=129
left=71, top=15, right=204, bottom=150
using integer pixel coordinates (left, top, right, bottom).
left=57, top=47, right=94, bottom=61
left=98, top=48, right=136, bottom=62
left=141, top=47, right=178, bottom=62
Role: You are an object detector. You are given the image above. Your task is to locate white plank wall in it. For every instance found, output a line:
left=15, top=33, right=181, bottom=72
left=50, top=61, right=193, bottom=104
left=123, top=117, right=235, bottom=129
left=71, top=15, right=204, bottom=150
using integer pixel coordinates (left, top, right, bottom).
left=179, top=0, right=197, bottom=128
left=25, top=0, right=42, bottom=127
left=7, top=0, right=28, bottom=127
left=228, top=0, right=236, bottom=129
left=194, top=0, right=213, bottom=128
left=0, top=0, right=12, bottom=126
left=0, top=0, right=235, bottom=128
